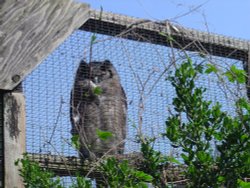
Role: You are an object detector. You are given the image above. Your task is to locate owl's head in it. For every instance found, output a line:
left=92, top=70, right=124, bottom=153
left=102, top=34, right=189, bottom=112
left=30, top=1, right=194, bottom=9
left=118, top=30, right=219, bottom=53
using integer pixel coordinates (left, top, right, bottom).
left=76, top=60, right=120, bottom=84
left=89, top=60, right=120, bottom=84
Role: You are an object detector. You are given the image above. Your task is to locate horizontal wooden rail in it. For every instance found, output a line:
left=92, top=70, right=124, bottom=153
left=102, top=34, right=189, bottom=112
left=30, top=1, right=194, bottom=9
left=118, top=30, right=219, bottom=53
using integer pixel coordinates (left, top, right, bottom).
left=29, top=153, right=186, bottom=184
left=80, top=10, right=250, bottom=62
left=29, top=152, right=250, bottom=185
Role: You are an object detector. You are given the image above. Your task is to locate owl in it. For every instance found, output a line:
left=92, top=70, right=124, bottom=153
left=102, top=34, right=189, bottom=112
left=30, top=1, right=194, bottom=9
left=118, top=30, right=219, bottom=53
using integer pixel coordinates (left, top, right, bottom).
left=70, top=60, right=127, bottom=159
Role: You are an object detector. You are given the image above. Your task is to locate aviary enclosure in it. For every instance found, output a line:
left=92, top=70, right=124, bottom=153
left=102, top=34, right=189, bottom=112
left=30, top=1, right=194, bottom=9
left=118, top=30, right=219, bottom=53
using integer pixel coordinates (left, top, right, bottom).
left=1, top=1, right=250, bottom=187
left=24, top=11, right=249, bottom=186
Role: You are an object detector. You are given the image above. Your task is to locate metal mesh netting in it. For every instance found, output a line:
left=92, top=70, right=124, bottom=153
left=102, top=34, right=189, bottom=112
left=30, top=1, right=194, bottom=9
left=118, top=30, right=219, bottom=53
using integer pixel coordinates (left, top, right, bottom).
left=23, top=13, right=247, bottom=186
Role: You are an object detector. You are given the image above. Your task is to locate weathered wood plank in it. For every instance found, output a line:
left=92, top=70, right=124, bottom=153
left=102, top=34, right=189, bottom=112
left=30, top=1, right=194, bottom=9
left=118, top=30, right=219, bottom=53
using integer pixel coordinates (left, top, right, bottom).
left=29, top=153, right=187, bottom=186
left=29, top=153, right=144, bottom=177
left=29, top=153, right=250, bottom=186
left=4, top=91, right=26, bottom=188
left=0, top=0, right=90, bottom=90
left=80, top=10, right=250, bottom=61
left=0, top=92, right=4, bottom=187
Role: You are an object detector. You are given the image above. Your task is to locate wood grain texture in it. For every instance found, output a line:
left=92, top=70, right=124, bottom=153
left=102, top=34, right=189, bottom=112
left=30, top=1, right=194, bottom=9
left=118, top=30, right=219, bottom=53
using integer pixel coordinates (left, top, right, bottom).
left=0, top=0, right=90, bottom=90
left=29, top=153, right=250, bottom=186
left=29, top=153, right=187, bottom=186
left=4, top=92, right=26, bottom=188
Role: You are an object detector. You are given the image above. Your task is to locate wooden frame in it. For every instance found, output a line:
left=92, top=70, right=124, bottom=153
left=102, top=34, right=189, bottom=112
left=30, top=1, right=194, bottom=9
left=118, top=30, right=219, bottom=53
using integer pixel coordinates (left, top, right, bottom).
left=0, top=2, right=250, bottom=187
left=0, top=0, right=90, bottom=90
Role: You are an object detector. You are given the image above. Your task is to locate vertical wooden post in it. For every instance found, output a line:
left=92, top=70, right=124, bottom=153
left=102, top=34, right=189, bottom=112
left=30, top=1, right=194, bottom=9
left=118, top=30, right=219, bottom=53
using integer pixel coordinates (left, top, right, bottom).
left=0, top=92, right=4, bottom=187
left=3, top=86, right=25, bottom=188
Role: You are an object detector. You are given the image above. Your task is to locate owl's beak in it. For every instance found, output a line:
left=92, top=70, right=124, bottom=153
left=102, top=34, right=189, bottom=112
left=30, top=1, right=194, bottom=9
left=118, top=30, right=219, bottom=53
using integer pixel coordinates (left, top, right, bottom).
left=94, top=76, right=99, bottom=83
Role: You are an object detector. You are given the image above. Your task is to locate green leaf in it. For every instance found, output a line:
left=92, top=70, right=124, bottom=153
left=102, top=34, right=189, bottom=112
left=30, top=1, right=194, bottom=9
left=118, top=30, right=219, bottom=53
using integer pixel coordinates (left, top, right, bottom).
left=96, top=129, right=113, bottom=141
left=224, top=71, right=235, bottom=82
left=238, top=179, right=250, bottom=188
left=240, top=134, right=248, bottom=142
left=218, top=176, right=225, bottom=183
left=205, top=64, right=218, bottom=74
left=181, top=153, right=189, bottom=162
left=93, top=86, right=103, bottom=95
left=197, top=151, right=211, bottom=162
left=166, top=35, right=175, bottom=42
left=167, top=156, right=181, bottom=165
left=224, top=65, right=246, bottom=83
left=134, top=171, right=153, bottom=181
left=90, top=34, right=97, bottom=45
left=71, top=135, right=80, bottom=150
left=213, top=132, right=223, bottom=141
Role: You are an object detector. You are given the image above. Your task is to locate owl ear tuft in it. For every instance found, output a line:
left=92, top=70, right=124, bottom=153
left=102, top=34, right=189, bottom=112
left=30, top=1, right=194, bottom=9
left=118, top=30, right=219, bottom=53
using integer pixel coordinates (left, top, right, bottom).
left=79, top=60, right=88, bottom=66
left=78, top=60, right=90, bottom=78
left=104, top=60, right=111, bottom=64
left=103, top=60, right=111, bottom=67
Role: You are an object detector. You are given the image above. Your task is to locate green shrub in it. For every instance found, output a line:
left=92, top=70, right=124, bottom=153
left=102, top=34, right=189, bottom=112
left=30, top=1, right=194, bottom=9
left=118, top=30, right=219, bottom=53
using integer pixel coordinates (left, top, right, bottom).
left=165, top=58, right=250, bottom=187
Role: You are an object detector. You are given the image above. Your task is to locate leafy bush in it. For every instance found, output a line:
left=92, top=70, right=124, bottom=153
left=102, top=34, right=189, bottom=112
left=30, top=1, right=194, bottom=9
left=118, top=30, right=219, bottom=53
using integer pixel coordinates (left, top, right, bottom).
left=100, top=157, right=153, bottom=187
left=140, top=137, right=180, bottom=187
left=15, top=154, right=63, bottom=188
left=165, top=58, right=250, bottom=187
left=15, top=154, right=92, bottom=188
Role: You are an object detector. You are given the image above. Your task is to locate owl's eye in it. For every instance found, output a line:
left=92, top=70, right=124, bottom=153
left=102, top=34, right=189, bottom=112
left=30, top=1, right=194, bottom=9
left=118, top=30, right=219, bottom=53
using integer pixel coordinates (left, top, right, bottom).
left=100, top=65, right=106, bottom=71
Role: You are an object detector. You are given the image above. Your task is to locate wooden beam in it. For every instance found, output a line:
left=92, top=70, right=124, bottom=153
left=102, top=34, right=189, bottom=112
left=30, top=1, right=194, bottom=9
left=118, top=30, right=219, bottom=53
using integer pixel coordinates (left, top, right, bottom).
left=4, top=91, right=26, bottom=188
left=0, top=0, right=90, bottom=90
left=80, top=10, right=250, bottom=62
left=29, top=153, right=187, bottom=186
left=29, top=153, right=250, bottom=186
left=29, top=153, right=145, bottom=177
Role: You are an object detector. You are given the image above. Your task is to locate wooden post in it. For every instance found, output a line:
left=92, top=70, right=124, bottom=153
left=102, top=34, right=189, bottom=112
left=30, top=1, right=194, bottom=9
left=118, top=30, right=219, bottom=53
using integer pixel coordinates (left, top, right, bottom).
left=3, top=88, right=26, bottom=188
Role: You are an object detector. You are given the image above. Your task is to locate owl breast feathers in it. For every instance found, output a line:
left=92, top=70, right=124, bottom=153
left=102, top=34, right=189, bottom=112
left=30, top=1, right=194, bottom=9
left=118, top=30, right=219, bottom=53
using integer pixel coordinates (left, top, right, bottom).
left=70, top=60, right=127, bottom=159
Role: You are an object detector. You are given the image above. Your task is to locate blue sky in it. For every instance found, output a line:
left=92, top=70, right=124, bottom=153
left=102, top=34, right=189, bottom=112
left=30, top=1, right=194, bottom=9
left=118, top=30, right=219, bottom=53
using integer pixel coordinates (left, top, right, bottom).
left=78, top=0, right=250, bottom=40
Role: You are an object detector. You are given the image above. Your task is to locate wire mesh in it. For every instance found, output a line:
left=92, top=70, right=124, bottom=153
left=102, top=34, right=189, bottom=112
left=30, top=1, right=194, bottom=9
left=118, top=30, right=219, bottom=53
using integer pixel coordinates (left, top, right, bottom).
left=23, top=13, right=248, bottom=186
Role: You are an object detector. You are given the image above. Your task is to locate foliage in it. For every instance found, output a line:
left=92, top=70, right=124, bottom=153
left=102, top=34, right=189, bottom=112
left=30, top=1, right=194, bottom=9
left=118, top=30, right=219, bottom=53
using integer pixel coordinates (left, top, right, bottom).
left=15, top=154, right=63, bottom=188
left=165, top=58, right=250, bottom=187
left=70, top=173, right=92, bottom=188
left=224, top=65, right=246, bottom=83
left=93, top=86, right=103, bottom=95
left=96, top=128, right=113, bottom=141
left=100, top=157, right=153, bottom=187
left=238, top=179, right=250, bottom=188
left=71, top=135, right=81, bottom=150
left=15, top=154, right=92, bottom=188
left=140, top=137, right=179, bottom=187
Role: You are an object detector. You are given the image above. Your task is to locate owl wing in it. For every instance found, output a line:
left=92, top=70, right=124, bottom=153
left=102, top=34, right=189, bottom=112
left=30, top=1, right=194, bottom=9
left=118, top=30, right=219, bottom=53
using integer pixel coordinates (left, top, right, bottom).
left=70, top=61, right=90, bottom=135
